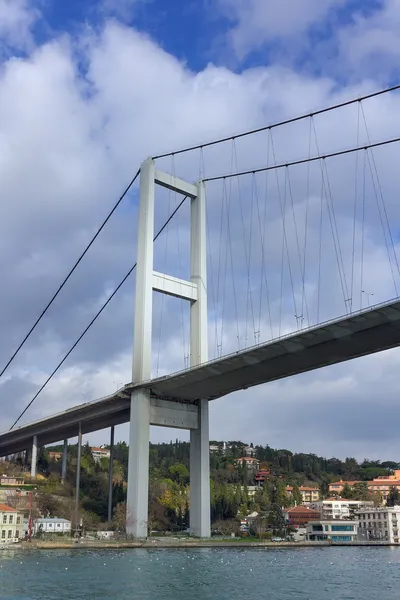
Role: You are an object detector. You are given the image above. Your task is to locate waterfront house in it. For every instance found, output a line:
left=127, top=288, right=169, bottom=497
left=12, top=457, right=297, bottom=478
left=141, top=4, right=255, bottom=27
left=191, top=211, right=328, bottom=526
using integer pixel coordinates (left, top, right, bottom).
left=306, top=519, right=359, bottom=542
left=0, top=503, right=23, bottom=543
left=34, top=517, right=71, bottom=535
left=357, top=506, right=400, bottom=543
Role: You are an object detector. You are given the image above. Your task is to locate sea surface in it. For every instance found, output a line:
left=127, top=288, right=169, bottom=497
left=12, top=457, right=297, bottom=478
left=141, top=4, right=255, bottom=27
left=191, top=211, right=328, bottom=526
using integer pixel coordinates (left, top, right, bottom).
left=1, top=546, right=399, bottom=599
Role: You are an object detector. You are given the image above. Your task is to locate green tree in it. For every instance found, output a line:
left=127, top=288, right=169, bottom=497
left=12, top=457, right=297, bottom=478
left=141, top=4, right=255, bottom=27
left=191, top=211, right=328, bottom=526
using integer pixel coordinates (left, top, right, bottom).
left=386, top=486, right=400, bottom=507
left=341, top=483, right=353, bottom=499
left=168, top=464, right=189, bottom=485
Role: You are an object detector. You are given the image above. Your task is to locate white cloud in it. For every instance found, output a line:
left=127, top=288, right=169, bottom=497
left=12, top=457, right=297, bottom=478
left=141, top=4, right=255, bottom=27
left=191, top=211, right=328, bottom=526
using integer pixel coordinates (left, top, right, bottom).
left=217, top=0, right=346, bottom=60
left=100, top=0, right=151, bottom=21
left=336, top=0, right=400, bottom=79
left=0, top=10, right=400, bottom=460
left=0, top=0, right=38, bottom=50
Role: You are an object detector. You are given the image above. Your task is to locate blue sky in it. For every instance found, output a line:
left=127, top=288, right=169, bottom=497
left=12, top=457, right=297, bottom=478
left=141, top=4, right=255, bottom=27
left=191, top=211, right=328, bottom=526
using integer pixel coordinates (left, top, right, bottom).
left=21, top=0, right=388, bottom=75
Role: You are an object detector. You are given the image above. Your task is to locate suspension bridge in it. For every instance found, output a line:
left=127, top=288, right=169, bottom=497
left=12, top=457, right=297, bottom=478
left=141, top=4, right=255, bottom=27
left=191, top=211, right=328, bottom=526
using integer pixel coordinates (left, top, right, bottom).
left=1, top=84, right=400, bottom=537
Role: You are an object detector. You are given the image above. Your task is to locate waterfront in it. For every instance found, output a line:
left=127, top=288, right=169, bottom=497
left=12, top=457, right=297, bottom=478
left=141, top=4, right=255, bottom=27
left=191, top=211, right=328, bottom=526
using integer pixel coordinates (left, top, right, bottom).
left=1, top=547, right=399, bottom=599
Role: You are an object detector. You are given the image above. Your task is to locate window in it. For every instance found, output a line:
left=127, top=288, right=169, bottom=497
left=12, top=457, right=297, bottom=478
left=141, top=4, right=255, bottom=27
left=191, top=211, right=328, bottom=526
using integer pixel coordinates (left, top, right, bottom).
left=7, top=530, right=12, bottom=538
left=1, top=531, right=5, bottom=539
left=57, top=524, right=61, bottom=528
left=2, top=516, right=6, bottom=524
left=312, top=525, right=323, bottom=532
left=332, top=535, right=352, bottom=542
left=16, top=517, right=21, bottom=525
left=48, top=523, right=53, bottom=528
left=331, top=525, right=354, bottom=532
left=15, top=530, right=19, bottom=539
left=324, top=525, right=329, bottom=531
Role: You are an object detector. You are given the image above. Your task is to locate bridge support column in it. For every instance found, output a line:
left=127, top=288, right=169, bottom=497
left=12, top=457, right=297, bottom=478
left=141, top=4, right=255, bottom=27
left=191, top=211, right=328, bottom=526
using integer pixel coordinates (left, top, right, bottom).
left=190, top=400, right=210, bottom=537
left=127, top=389, right=150, bottom=538
left=189, top=180, right=210, bottom=538
left=74, top=422, right=82, bottom=533
left=61, top=439, right=68, bottom=484
left=107, top=426, right=115, bottom=523
left=30, top=435, right=38, bottom=478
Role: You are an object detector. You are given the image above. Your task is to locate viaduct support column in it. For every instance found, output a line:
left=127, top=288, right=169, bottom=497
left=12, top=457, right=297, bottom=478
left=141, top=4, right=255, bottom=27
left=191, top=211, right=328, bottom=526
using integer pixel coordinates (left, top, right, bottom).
left=74, top=422, right=82, bottom=534
left=61, top=439, right=68, bottom=484
left=189, top=180, right=211, bottom=538
left=30, top=435, right=38, bottom=479
left=126, top=158, right=155, bottom=539
left=107, top=426, right=115, bottom=523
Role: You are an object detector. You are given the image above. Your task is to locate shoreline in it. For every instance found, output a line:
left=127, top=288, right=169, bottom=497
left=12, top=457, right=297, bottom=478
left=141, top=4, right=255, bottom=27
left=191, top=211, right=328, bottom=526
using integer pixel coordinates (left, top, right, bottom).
left=12, top=539, right=399, bottom=550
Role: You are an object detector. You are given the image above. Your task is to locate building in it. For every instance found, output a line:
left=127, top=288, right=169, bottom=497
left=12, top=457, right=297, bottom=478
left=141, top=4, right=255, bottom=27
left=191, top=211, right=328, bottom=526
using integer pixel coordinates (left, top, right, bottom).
left=286, top=485, right=320, bottom=503
left=329, top=470, right=400, bottom=502
left=209, top=444, right=220, bottom=454
left=48, top=451, right=62, bottom=461
left=90, top=447, right=110, bottom=462
left=234, top=457, right=260, bottom=470
left=0, top=504, right=23, bottom=543
left=244, top=445, right=257, bottom=458
left=284, top=505, right=321, bottom=527
left=34, top=517, right=71, bottom=535
left=240, top=486, right=258, bottom=499
left=357, top=506, right=400, bottom=543
left=329, top=480, right=360, bottom=495
left=255, top=469, right=271, bottom=485
left=367, top=471, right=400, bottom=501
left=0, top=475, right=24, bottom=486
left=306, top=519, right=359, bottom=542
left=312, top=499, right=374, bottom=520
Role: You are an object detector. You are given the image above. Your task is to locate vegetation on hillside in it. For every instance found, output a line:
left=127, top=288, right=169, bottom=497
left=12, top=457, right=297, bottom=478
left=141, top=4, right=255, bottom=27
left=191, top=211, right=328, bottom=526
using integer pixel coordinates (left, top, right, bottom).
left=2, top=440, right=397, bottom=534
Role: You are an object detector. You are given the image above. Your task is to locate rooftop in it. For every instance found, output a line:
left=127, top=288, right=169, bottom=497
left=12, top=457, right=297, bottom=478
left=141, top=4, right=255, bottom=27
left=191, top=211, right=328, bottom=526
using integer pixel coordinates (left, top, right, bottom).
left=36, top=517, right=71, bottom=523
left=0, top=503, right=16, bottom=512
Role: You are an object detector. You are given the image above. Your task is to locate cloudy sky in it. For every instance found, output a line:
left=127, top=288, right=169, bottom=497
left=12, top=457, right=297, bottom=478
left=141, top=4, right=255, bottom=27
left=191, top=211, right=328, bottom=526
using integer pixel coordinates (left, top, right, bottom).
left=1, top=0, right=400, bottom=461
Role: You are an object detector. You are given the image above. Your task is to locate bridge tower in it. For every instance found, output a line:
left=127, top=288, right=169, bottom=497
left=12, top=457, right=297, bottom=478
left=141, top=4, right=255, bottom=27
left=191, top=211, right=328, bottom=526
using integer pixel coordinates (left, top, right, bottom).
left=126, top=158, right=210, bottom=538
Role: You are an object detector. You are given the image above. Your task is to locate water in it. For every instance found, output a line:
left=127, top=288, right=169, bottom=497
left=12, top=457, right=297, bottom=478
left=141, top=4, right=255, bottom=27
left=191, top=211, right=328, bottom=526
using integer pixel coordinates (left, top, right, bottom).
left=0, top=546, right=399, bottom=599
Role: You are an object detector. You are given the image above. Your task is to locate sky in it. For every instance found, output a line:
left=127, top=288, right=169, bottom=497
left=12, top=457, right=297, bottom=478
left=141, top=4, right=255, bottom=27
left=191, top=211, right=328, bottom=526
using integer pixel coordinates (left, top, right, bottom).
left=1, top=0, right=400, bottom=461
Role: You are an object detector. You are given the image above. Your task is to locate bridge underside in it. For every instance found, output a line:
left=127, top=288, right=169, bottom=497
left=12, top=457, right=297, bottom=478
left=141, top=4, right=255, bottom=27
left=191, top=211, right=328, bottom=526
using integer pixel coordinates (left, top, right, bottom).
left=1, top=298, right=400, bottom=456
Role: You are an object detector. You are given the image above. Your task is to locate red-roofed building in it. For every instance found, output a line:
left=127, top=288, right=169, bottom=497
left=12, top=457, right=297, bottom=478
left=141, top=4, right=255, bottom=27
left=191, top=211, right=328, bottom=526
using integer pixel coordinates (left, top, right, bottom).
left=255, top=469, right=271, bottom=485
left=284, top=505, right=321, bottom=527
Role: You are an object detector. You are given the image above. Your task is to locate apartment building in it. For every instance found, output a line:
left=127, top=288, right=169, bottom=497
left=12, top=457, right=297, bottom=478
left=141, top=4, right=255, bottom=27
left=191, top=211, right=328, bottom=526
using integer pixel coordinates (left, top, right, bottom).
left=367, top=471, right=400, bottom=501
left=311, top=499, right=374, bottom=520
left=357, top=506, right=400, bottom=543
left=286, top=485, right=320, bottom=503
left=328, top=480, right=360, bottom=494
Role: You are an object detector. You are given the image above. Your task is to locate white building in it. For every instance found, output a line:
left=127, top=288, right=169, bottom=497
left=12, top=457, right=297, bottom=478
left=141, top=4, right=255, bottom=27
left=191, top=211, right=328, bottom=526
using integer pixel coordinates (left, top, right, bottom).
left=306, top=519, right=359, bottom=542
left=357, top=506, right=400, bottom=543
left=34, top=517, right=71, bottom=535
left=311, top=499, right=374, bottom=520
left=0, top=503, right=23, bottom=543
left=91, top=447, right=110, bottom=463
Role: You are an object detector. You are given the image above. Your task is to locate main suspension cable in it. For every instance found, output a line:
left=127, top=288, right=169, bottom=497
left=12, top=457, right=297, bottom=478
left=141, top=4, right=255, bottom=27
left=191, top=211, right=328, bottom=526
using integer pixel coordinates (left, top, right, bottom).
left=1, top=168, right=141, bottom=380
left=152, top=83, right=400, bottom=160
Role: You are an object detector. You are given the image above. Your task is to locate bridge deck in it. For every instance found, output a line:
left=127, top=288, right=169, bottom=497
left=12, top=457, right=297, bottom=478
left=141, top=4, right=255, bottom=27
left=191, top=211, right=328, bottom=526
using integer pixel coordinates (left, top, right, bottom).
left=1, top=298, right=400, bottom=455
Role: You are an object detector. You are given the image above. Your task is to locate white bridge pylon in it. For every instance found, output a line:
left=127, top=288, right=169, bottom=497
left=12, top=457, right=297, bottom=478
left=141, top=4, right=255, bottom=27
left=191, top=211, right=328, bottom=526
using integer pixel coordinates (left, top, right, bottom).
left=127, top=158, right=210, bottom=538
